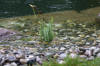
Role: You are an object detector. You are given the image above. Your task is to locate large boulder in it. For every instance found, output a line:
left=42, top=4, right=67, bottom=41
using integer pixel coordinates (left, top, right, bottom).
left=0, top=28, right=16, bottom=41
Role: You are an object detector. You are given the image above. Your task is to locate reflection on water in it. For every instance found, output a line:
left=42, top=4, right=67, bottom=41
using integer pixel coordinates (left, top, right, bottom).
left=34, top=0, right=100, bottom=12
left=0, top=0, right=100, bottom=17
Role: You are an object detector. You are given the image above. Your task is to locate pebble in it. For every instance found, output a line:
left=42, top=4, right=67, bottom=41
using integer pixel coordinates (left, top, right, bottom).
left=27, top=41, right=36, bottom=45
left=4, top=63, right=11, bottom=66
left=87, top=56, right=94, bottom=61
left=79, top=55, right=87, bottom=59
left=96, top=40, right=100, bottom=43
left=57, top=60, right=65, bottom=64
left=1, top=17, right=100, bottom=66
left=69, top=53, right=77, bottom=59
left=96, top=53, right=100, bottom=58
left=45, top=52, right=54, bottom=56
left=6, top=55, right=17, bottom=62
left=10, top=62, right=17, bottom=66
left=20, top=59, right=27, bottom=64
left=36, top=56, right=42, bottom=64
left=93, top=48, right=100, bottom=55
left=15, top=54, right=24, bottom=59
left=59, top=53, right=67, bottom=59
left=85, top=50, right=92, bottom=57
left=60, top=47, right=66, bottom=51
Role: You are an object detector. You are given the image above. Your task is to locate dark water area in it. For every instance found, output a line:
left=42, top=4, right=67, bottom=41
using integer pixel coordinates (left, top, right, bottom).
left=0, top=0, right=100, bottom=17
left=34, top=0, right=100, bottom=13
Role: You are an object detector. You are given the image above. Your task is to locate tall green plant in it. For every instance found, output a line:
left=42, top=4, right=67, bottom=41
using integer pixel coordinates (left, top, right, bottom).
left=39, top=18, right=54, bottom=42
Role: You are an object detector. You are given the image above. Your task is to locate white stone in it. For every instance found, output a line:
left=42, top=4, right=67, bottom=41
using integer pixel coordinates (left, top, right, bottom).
left=36, top=56, right=42, bottom=64
left=97, top=53, right=100, bottom=58
left=86, top=42, right=90, bottom=45
left=85, top=50, right=92, bottom=56
left=93, top=48, right=100, bottom=55
left=28, top=41, right=36, bottom=44
left=89, top=47, right=96, bottom=50
left=87, top=56, right=94, bottom=61
left=45, top=52, right=53, bottom=56
left=96, top=40, right=100, bottom=43
left=54, top=47, right=59, bottom=50
left=11, top=62, right=17, bottom=66
left=79, top=55, right=87, bottom=59
left=57, top=60, right=65, bottom=64
left=69, top=53, right=77, bottom=59
left=59, top=53, right=67, bottom=59
left=20, top=59, right=27, bottom=64
left=91, top=33, right=97, bottom=37
left=69, top=48, right=73, bottom=53
left=36, top=56, right=41, bottom=62
left=4, top=63, right=11, bottom=66
left=60, top=47, right=66, bottom=51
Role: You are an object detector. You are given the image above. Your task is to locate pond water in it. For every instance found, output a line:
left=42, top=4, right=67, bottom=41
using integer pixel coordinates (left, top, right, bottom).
left=34, top=0, right=100, bottom=12
left=0, top=0, right=100, bottom=17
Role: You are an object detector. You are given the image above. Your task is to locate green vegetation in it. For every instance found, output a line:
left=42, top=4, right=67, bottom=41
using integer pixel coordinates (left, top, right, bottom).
left=42, top=57, right=100, bottom=66
left=39, top=18, right=54, bottom=42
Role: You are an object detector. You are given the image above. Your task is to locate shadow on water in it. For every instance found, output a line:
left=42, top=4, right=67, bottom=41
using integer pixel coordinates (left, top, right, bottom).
left=0, top=0, right=100, bottom=18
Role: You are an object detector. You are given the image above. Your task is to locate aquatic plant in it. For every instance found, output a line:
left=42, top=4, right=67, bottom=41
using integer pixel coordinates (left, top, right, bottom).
left=29, top=4, right=37, bottom=16
left=39, top=18, right=54, bottom=42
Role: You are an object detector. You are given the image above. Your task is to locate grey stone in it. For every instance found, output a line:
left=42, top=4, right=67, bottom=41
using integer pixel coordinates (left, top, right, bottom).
left=6, top=55, right=16, bottom=62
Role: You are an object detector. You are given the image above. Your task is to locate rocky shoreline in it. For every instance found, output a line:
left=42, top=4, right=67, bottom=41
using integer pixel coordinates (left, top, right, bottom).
left=0, top=22, right=100, bottom=66
left=0, top=41, right=100, bottom=66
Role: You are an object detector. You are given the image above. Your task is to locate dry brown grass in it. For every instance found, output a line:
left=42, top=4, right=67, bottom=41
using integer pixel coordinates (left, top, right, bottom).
left=0, top=6, right=100, bottom=24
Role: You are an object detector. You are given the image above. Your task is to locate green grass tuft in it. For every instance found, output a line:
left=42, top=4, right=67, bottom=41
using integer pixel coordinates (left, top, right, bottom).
left=39, top=17, right=54, bottom=42
left=42, top=57, right=100, bottom=66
